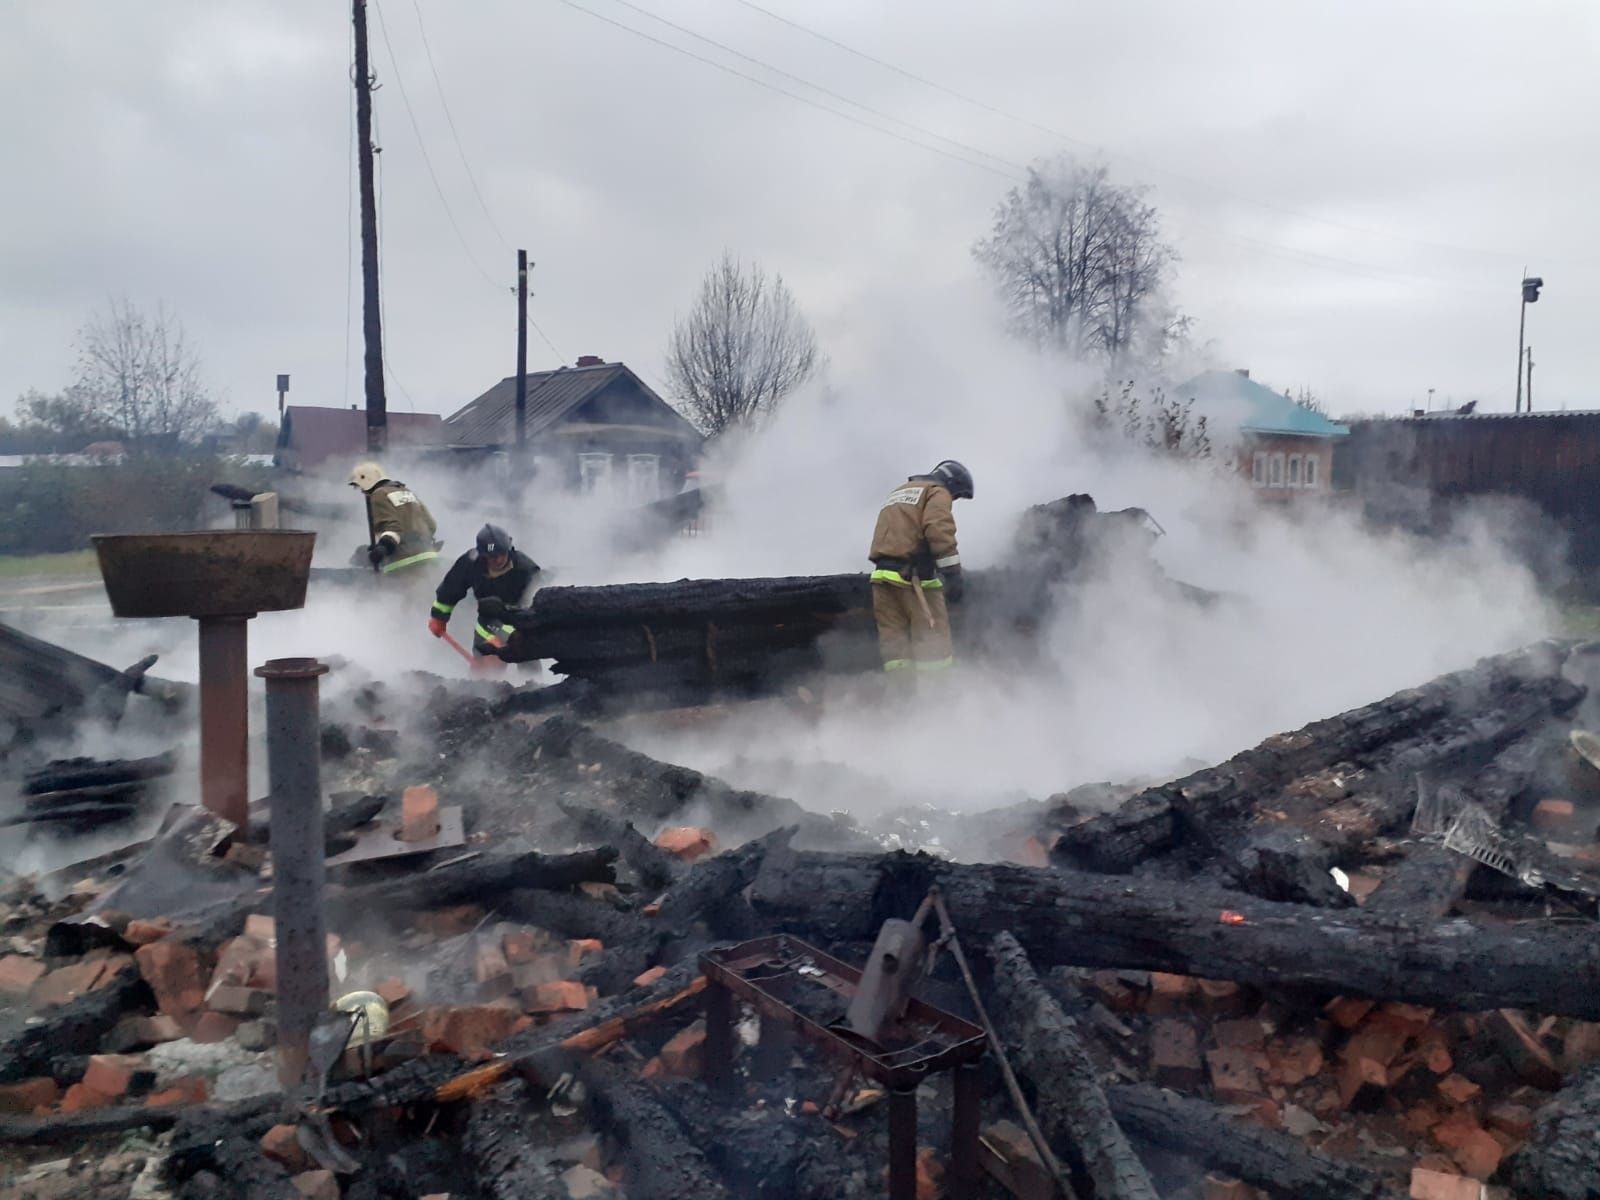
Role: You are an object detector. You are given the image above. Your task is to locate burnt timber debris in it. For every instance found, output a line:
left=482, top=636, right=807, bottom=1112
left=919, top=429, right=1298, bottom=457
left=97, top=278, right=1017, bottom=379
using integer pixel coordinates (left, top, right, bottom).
left=8, top=563, right=1600, bottom=1198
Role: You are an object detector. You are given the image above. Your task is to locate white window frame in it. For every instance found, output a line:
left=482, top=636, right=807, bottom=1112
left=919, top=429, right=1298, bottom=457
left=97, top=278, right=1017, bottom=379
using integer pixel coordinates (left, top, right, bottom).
left=1303, top=454, right=1319, bottom=489
left=1287, top=454, right=1302, bottom=488
left=578, top=451, right=613, bottom=494
left=627, top=453, right=661, bottom=502
left=1251, top=452, right=1266, bottom=487
left=1268, top=453, right=1284, bottom=487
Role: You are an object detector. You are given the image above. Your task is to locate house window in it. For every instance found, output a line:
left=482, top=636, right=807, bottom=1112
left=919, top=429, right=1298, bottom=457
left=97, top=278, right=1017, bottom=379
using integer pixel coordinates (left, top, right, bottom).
left=1287, top=455, right=1301, bottom=487
left=1251, top=452, right=1266, bottom=487
left=1304, top=455, right=1319, bottom=489
left=578, top=452, right=613, bottom=494
left=627, top=454, right=661, bottom=502
left=1268, top=453, right=1284, bottom=487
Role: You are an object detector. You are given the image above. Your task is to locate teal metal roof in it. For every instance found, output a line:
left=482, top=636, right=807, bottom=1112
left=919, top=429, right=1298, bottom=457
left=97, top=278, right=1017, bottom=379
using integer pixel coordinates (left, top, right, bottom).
left=1179, top=371, right=1350, bottom=439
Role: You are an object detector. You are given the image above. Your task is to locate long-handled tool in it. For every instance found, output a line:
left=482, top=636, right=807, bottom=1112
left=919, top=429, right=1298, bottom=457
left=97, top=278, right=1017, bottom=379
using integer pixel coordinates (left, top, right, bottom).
left=909, top=574, right=937, bottom=631
left=439, top=631, right=476, bottom=664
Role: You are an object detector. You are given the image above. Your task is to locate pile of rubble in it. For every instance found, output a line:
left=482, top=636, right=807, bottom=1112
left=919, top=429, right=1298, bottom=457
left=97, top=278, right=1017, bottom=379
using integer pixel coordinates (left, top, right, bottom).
left=4, top=635, right=1600, bottom=1200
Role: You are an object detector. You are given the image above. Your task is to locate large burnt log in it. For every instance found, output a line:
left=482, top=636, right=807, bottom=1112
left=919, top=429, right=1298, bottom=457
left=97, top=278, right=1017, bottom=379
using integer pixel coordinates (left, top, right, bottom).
left=0, top=960, right=147, bottom=1083
left=1105, top=1085, right=1400, bottom=1200
left=989, top=931, right=1159, bottom=1200
left=578, top=1058, right=733, bottom=1200
left=1055, top=642, right=1579, bottom=874
left=749, top=847, right=1600, bottom=1019
left=326, top=847, right=617, bottom=923
left=464, top=1078, right=568, bottom=1199
left=1509, top=1064, right=1600, bottom=1200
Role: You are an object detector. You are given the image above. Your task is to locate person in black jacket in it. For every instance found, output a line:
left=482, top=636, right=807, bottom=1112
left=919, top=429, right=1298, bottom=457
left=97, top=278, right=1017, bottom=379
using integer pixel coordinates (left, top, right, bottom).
left=428, top=524, right=540, bottom=656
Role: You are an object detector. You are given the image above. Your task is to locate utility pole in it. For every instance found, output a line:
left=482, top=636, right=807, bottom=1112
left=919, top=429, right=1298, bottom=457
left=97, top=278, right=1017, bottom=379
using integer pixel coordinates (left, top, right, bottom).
left=515, top=249, right=528, bottom=452
left=276, top=374, right=290, bottom=422
left=354, top=0, right=387, bottom=456
left=1515, top=273, right=1543, bottom=414
left=1526, top=346, right=1535, bottom=412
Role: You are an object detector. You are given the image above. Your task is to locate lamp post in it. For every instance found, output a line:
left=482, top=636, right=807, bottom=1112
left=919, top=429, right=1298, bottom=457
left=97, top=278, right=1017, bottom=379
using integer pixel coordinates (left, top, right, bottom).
left=1516, top=275, right=1543, bottom=413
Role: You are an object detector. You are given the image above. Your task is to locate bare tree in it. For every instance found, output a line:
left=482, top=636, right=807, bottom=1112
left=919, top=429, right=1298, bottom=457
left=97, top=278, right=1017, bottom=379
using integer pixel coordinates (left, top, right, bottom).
left=666, top=253, right=820, bottom=436
left=1285, top=385, right=1328, bottom=417
left=74, top=297, right=217, bottom=449
left=1091, top=381, right=1212, bottom=460
left=974, top=158, right=1183, bottom=366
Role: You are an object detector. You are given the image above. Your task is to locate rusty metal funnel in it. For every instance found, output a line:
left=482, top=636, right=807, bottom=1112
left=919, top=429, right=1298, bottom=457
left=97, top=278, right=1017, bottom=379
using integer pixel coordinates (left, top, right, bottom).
left=91, top=530, right=317, bottom=830
left=91, top=530, right=315, bottom=619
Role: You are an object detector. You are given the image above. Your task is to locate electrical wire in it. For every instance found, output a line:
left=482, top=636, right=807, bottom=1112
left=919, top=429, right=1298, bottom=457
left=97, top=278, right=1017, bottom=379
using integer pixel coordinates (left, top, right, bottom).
left=526, top=312, right=564, bottom=362
left=728, top=0, right=1540, bottom=267
left=406, top=0, right=516, bottom=253
left=373, top=0, right=506, bottom=291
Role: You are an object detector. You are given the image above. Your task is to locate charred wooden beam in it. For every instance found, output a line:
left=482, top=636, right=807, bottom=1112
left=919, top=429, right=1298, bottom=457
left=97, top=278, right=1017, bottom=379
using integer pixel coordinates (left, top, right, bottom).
left=23, top=753, right=176, bottom=795
left=0, top=961, right=146, bottom=1083
left=578, top=1058, right=732, bottom=1200
left=1106, top=1084, right=1400, bottom=1200
left=325, top=847, right=617, bottom=922
left=1055, top=643, right=1578, bottom=874
left=989, top=931, right=1159, bottom=1200
left=750, top=846, right=1600, bottom=1019
left=464, top=1077, right=569, bottom=1199
left=557, top=800, right=684, bottom=892
left=1509, top=1064, right=1600, bottom=1200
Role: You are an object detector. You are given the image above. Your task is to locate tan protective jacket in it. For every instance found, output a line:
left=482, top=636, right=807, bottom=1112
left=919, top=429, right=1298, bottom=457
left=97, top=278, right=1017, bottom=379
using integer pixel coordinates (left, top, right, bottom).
left=868, top=477, right=960, bottom=580
left=365, top=480, right=438, bottom=568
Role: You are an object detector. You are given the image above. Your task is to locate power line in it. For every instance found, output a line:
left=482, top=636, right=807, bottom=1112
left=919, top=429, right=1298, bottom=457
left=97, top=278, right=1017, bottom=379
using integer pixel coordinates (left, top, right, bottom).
left=526, top=312, right=563, bottom=362
left=372, top=0, right=506, bottom=291
left=406, top=0, right=516, bottom=253
left=552, top=0, right=1020, bottom=181
left=728, top=0, right=1539, bottom=267
left=605, top=0, right=1022, bottom=176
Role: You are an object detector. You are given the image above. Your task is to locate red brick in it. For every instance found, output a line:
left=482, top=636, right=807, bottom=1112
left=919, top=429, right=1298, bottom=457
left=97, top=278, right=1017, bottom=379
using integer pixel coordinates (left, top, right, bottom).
left=0, top=955, right=46, bottom=996
left=660, top=1021, right=707, bottom=1077
left=914, top=1145, right=941, bottom=1200
left=374, top=978, right=411, bottom=1007
left=1264, top=1037, right=1323, bottom=1087
left=566, top=938, right=604, bottom=968
left=1486, top=1102, right=1534, bottom=1141
left=1344, top=873, right=1382, bottom=903
left=135, top=941, right=205, bottom=1020
left=192, top=1011, right=241, bottom=1043
left=30, top=959, right=110, bottom=1008
left=1324, top=996, right=1376, bottom=1030
left=82, top=1054, right=142, bottom=1099
left=501, top=927, right=548, bottom=965
left=207, top=985, right=270, bottom=1016
left=1336, top=1056, right=1388, bottom=1111
left=1418, top=1029, right=1454, bottom=1075
left=421, top=1006, right=521, bottom=1059
left=1409, top=1167, right=1482, bottom=1200
left=1146, top=972, right=1196, bottom=1015
left=526, top=980, right=588, bottom=1015
left=1196, top=979, right=1251, bottom=1016
left=401, top=785, right=440, bottom=842
left=1431, top=1110, right=1483, bottom=1153
left=0, top=1077, right=60, bottom=1114
left=653, top=826, right=718, bottom=863
left=245, top=914, right=277, bottom=942
left=1437, top=1074, right=1482, bottom=1106
left=262, top=1123, right=310, bottom=1170
left=1452, top=1128, right=1503, bottom=1181
left=1376, top=1002, right=1435, bottom=1036
left=1151, top=1019, right=1203, bottom=1088
left=1202, top=1177, right=1259, bottom=1200
left=416, top=905, right=484, bottom=937
left=640, top=1057, right=663, bottom=1079
left=1341, top=1020, right=1411, bottom=1072
left=1213, top=1019, right=1266, bottom=1050
left=1531, top=797, right=1577, bottom=833
left=475, top=943, right=510, bottom=985
left=145, top=1076, right=208, bottom=1107
left=124, top=918, right=174, bottom=946
left=633, top=966, right=667, bottom=988
left=1086, top=970, right=1141, bottom=1014
left=60, top=1082, right=113, bottom=1113
left=1206, top=1047, right=1263, bottom=1105
left=292, top=1168, right=341, bottom=1200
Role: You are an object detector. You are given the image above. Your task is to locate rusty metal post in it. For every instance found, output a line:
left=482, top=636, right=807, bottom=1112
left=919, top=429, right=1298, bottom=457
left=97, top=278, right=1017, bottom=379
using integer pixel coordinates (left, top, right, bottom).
left=703, top=976, right=735, bottom=1096
left=256, top=657, right=330, bottom=1092
left=888, top=1084, right=918, bottom=1200
left=197, top=615, right=250, bottom=829
left=950, top=1061, right=982, bottom=1195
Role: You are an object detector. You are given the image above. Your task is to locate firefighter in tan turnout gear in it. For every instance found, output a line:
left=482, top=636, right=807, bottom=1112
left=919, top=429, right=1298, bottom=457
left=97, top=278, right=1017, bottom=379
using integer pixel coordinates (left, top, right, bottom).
left=349, top=461, right=440, bottom=575
left=867, top=460, right=973, bottom=676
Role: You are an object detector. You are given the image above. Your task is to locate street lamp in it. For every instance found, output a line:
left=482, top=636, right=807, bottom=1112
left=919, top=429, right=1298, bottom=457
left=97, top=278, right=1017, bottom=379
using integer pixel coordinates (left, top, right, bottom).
left=1516, top=276, right=1543, bottom=413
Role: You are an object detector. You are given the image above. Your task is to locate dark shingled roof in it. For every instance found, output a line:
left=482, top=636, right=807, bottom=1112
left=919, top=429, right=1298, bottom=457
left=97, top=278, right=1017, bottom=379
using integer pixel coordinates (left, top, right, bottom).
left=445, top=362, right=700, bottom=447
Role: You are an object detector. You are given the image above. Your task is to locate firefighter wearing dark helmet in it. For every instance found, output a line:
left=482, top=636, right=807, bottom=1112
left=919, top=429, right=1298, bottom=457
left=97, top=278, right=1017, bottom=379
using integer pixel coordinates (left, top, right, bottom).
left=429, top=524, right=541, bottom=656
left=867, top=460, right=972, bottom=677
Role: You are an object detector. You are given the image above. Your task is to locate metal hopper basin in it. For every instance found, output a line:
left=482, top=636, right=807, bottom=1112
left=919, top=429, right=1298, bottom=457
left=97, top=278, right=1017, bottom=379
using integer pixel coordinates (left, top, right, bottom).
left=91, top=530, right=315, bottom=619
left=91, top=530, right=317, bottom=831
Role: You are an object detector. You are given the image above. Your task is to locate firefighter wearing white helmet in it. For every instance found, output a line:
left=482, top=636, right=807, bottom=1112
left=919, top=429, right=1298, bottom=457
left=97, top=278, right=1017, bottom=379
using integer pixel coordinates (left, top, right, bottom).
left=348, top=461, right=440, bottom=574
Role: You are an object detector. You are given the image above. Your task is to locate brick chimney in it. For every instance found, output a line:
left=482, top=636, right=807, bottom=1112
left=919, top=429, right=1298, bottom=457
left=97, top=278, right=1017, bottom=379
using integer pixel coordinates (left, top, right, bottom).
left=1235, top=368, right=1250, bottom=379
left=576, top=355, right=605, bottom=368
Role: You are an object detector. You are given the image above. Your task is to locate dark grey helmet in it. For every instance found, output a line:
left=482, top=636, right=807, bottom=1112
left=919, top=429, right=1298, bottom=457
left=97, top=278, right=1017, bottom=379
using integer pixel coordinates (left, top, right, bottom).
left=476, top=524, right=513, bottom=556
left=930, top=460, right=974, bottom=500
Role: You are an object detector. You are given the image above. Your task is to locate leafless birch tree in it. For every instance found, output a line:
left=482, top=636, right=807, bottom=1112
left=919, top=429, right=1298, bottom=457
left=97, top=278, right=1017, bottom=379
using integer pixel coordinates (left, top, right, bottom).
left=74, top=297, right=217, bottom=448
left=974, top=158, right=1183, bottom=366
left=667, top=253, right=820, bottom=436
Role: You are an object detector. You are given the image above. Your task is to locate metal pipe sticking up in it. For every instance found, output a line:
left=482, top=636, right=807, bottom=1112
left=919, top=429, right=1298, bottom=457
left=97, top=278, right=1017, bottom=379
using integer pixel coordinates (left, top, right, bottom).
left=198, top=616, right=250, bottom=828
left=256, top=656, right=331, bottom=1092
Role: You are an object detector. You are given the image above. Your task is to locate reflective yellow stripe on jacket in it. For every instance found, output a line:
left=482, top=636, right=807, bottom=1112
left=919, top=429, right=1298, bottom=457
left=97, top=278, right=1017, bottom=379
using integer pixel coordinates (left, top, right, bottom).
left=382, top=550, right=440, bottom=574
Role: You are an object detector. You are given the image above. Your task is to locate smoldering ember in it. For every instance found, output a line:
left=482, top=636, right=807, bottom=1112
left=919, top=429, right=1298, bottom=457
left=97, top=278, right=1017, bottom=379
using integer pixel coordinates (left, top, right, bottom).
left=2, top=467, right=1600, bottom=1200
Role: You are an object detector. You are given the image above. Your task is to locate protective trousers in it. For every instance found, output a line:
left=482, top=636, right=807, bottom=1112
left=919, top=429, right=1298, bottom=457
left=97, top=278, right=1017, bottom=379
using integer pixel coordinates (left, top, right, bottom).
left=871, top=578, right=953, bottom=675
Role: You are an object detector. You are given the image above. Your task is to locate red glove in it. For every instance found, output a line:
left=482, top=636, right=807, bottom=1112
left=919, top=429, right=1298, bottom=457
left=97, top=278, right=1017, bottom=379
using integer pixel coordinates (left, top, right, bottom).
left=427, top=618, right=446, bottom=638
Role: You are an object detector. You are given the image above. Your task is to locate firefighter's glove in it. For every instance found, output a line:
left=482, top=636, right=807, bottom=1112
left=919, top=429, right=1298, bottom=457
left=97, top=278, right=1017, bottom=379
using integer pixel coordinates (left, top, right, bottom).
left=427, top=618, right=447, bottom=638
left=943, top=570, right=966, bottom=604
left=367, top=543, right=388, bottom=567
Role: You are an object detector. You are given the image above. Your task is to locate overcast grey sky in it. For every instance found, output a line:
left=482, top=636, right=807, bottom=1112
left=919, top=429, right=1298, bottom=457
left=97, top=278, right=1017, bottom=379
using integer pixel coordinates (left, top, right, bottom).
left=2, top=0, right=1596, bottom=423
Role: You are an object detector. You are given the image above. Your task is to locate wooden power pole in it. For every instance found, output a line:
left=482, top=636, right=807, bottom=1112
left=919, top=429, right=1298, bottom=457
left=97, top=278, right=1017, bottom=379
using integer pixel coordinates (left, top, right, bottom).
left=354, top=0, right=387, bottom=456
left=515, top=250, right=528, bottom=451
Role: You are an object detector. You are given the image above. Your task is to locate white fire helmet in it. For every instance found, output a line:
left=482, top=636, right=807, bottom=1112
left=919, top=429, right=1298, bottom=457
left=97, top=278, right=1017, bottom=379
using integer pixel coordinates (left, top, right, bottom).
left=349, top=461, right=385, bottom=491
